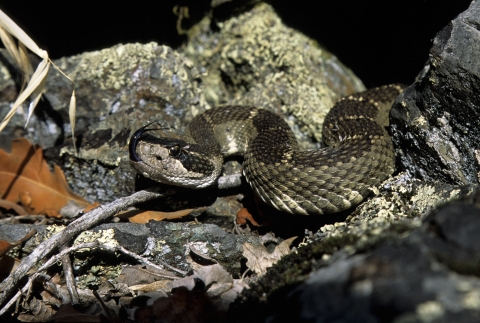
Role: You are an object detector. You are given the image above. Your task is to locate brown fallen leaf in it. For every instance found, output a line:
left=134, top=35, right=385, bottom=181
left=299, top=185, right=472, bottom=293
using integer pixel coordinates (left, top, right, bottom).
left=243, top=236, right=297, bottom=276
left=0, top=229, right=37, bottom=281
left=118, top=209, right=193, bottom=223
left=0, top=239, right=14, bottom=259
left=0, top=255, right=19, bottom=282
left=130, top=280, right=171, bottom=292
left=168, top=264, right=247, bottom=313
left=18, top=295, right=55, bottom=322
left=236, top=207, right=260, bottom=226
left=116, top=265, right=177, bottom=287
left=0, top=138, right=90, bottom=217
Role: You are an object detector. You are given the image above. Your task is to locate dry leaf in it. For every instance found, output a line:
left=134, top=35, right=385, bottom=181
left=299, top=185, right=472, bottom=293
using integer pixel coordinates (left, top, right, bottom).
left=116, top=265, right=176, bottom=287
left=0, top=240, right=14, bottom=259
left=0, top=138, right=90, bottom=216
left=236, top=207, right=260, bottom=226
left=135, top=284, right=218, bottom=323
left=243, top=237, right=297, bottom=276
left=18, top=296, right=55, bottom=322
left=0, top=9, right=77, bottom=146
left=167, top=264, right=246, bottom=313
left=130, top=280, right=171, bottom=292
left=195, top=264, right=233, bottom=287
left=0, top=229, right=37, bottom=280
left=0, top=255, right=19, bottom=282
left=119, top=209, right=193, bottom=223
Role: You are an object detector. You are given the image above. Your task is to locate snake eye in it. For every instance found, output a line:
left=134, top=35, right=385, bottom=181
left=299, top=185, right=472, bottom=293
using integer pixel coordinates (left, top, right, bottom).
left=168, top=145, right=181, bottom=156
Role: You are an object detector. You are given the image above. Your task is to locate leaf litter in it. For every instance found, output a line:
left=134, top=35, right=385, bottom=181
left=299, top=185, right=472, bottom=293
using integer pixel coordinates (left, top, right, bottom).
left=0, top=138, right=92, bottom=217
left=243, top=236, right=297, bottom=276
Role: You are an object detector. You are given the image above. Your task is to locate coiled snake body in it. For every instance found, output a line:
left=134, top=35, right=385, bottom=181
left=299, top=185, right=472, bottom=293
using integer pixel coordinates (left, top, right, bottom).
left=129, top=84, right=404, bottom=215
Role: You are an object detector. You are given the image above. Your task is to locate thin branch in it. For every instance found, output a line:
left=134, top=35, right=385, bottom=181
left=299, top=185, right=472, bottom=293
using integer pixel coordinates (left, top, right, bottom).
left=0, top=239, right=184, bottom=316
left=113, top=244, right=187, bottom=276
left=60, top=245, right=79, bottom=305
left=0, top=187, right=173, bottom=309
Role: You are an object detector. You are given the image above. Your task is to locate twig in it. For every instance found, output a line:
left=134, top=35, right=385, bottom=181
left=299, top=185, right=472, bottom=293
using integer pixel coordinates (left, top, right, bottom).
left=0, top=238, right=186, bottom=316
left=0, top=243, right=101, bottom=316
left=60, top=245, right=79, bottom=305
left=113, top=244, right=187, bottom=276
left=0, top=187, right=172, bottom=310
left=0, top=215, right=46, bottom=224
left=93, top=290, right=114, bottom=318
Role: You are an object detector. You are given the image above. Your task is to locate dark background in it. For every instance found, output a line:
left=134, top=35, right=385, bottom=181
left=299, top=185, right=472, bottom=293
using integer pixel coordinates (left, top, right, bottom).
left=0, top=0, right=472, bottom=88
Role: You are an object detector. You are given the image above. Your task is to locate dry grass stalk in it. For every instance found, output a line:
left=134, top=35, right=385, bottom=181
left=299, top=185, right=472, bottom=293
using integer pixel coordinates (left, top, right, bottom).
left=0, top=9, right=76, bottom=147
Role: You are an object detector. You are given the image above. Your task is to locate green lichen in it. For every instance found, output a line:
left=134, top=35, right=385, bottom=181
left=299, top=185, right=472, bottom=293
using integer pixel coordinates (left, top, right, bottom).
left=64, top=43, right=160, bottom=90
left=182, top=2, right=365, bottom=143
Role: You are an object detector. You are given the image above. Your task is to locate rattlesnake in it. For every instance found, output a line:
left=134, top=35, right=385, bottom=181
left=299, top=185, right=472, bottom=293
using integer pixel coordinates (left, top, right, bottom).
left=129, top=84, right=404, bottom=215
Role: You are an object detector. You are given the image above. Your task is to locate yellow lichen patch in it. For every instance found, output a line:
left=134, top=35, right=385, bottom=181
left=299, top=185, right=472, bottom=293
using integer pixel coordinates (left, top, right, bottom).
left=74, top=228, right=118, bottom=248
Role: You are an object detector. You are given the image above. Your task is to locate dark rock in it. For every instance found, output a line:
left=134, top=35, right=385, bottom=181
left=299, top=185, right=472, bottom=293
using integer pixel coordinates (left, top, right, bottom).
left=390, top=0, right=480, bottom=186
left=229, top=199, right=480, bottom=323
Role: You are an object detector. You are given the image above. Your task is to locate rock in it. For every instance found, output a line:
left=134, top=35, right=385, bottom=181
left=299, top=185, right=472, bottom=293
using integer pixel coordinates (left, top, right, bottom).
left=228, top=199, right=480, bottom=323
left=45, top=43, right=208, bottom=204
left=0, top=222, right=262, bottom=278
left=0, top=43, right=208, bottom=204
left=390, top=0, right=480, bottom=186
left=181, top=2, right=365, bottom=146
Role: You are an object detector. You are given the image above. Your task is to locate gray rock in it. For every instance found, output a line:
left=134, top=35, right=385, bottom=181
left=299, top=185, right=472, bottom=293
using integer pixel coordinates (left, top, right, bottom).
left=181, top=2, right=365, bottom=147
left=229, top=200, right=480, bottom=323
left=390, top=0, right=480, bottom=186
left=45, top=43, right=208, bottom=203
left=0, top=222, right=262, bottom=278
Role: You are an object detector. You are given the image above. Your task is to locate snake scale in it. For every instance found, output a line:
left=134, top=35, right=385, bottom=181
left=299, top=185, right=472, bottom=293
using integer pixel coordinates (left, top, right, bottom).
left=129, top=84, right=405, bottom=215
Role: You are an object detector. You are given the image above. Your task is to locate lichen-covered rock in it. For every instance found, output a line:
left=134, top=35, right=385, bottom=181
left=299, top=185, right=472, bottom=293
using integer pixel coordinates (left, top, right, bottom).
left=228, top=199, right=480, bottom=323
left=224, top=2, right=480, bottom=322
left=389, top=0, right=480, bottom=186
left=44, top=43, right=209, bottom=203
left=0, top=221, right=262, bottom=278
left=313, top=172, right=476, bottom=245
left=181, top=2, right=365, bottom=146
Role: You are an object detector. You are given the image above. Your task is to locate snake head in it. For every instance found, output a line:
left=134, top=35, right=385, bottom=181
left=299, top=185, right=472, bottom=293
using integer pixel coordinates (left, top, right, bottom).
left=129, top=124, right=222, bottom=188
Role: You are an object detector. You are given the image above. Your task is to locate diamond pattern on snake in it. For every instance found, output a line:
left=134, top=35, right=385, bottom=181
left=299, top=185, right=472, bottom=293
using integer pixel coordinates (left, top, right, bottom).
left=130, top=84, right=405, bottom=215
